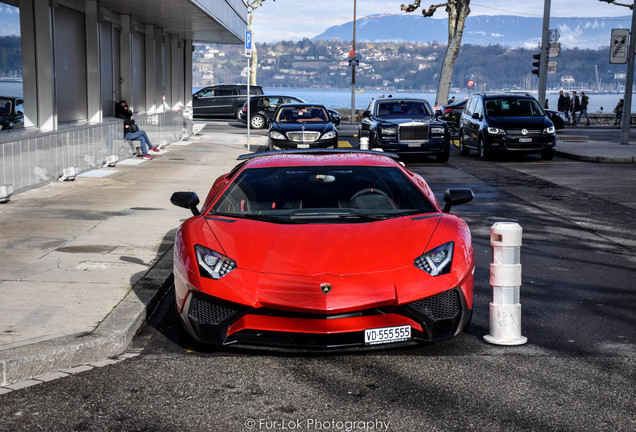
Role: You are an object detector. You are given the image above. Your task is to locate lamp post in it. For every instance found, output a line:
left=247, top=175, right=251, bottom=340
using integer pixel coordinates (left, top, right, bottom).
left=350, top=0, right=357, bottom=124
left=620, top=3, right=635, bottom=145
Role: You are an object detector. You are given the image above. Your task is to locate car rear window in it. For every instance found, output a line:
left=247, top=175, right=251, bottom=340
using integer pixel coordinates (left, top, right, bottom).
left=209, top=165, right=438, bottom=223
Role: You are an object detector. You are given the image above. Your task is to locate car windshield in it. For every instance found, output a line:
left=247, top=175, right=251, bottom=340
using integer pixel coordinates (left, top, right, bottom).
left=276, top=106, right=329, bottom=123
left=376, top=101, right=432, bottom=119
left=209, top=165, right=438, bottom=223
left=0, top=100, right=12, bottom=116
left=484, top=98, right=545, bottom=117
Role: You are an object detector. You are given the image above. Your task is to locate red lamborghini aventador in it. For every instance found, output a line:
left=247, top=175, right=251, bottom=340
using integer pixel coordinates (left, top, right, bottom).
left=170, top=150, right=474, bottom=350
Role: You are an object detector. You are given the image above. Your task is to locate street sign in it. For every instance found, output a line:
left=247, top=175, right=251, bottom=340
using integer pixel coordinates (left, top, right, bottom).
left=610, top=28, right=629, bottom=64
left=547, top=60, right=558, bottom=73
left=548, top=42, right=560, bottom=58
left=349, top=59, right=359, bottom=67
left=549, top=29, right=560, bottom=44
left=349, top=49, right=356, bottom=59
left=245, top=30, right=252, bottom=57
left=467, top=79, right=475, bottom=87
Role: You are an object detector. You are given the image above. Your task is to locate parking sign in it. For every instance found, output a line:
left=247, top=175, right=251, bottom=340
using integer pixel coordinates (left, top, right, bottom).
left=245, top=30, right=252, bottom=57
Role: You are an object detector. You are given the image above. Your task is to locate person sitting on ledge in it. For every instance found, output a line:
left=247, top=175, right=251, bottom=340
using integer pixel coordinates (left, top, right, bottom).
left=116, top=100, right=159, bottom=160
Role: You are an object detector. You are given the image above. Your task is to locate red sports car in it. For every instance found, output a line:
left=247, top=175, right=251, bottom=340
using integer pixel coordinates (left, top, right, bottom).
left=171, top=150, right=474, bottom=350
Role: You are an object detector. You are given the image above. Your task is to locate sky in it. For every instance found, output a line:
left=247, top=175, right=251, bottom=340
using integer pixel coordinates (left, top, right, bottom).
left=250, top=0, right=634, bottom=43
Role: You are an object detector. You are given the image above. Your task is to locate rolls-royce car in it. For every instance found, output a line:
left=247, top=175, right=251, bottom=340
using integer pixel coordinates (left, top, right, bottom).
left=170, top=149, right=475, bottom=350
left=358, top=98, right=450, bottom=161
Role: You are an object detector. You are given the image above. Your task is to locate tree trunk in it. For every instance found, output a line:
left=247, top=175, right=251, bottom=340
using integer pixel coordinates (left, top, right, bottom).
left=435, top=1, right=470, bottom=107
left=250, top=45, right=258, bottom=86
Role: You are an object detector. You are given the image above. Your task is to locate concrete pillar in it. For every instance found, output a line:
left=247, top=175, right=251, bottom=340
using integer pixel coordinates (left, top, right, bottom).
left=18, top=0, right=37, bottom=128
left=184, top=39, right=193, bottom=119
left=170, top=35, right=180, bottom=109
left=119, top=15, right=132, bottom=103
left=28, top=0, right=56, bottom=131
left=155, top=29, right=163, bottom=112
left=85, top=0, right=101, bottom=123
left=145, top=24, right=156, bottom=113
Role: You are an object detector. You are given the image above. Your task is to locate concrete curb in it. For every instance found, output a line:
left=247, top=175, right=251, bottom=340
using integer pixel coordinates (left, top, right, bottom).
left=556, top=150, right=636, bottom=163
left=0, top=246, right=174, bottom=386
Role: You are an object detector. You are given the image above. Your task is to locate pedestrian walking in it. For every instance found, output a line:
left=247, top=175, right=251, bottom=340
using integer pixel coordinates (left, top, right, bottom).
left=613, top=99, right=624, bottom=125
left=577, top=91, right=590, bottom=126
left=571, top=91, right=581, bottom=125
left=116, top=100, right=159, bottom=160
left=563, top=92, right=571, bottom=124
left=557, top=90, right=566, bottom=113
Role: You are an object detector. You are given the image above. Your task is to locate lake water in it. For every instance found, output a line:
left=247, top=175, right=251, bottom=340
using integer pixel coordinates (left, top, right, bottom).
left=262, top=88, right=631, bottom=114
left=4, top=80, right=628, bottom=114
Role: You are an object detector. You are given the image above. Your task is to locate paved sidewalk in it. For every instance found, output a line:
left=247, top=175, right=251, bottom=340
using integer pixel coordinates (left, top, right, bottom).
left=555, top=126, right=636, bottom=163
left=0, top=128, right=266, bottom=386
left=0, top=124, right=634, bottom=387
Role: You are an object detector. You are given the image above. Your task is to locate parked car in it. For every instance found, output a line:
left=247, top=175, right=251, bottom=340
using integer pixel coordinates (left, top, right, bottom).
left=545, top=109, right=567, bottom=129
left=193, top=84, right=264, bottom=119
left=440, top=97, right=469, bottom=138
left=239, top=95, right=341, bottom=129
left=358, top=98, right=450, bottom=161
left=458, top=93, right=556, bottom=160
left=268, top=103, right=338, bottom=150
left=0, top=96, right=24, bottom=130
left=170, top=149, right=475, bottom=350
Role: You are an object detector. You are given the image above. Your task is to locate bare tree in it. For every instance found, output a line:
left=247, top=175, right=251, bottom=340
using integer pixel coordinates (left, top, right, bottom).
left=401, top=1, right=471, bottom=106
left=247, top=0, right=272, bottom=85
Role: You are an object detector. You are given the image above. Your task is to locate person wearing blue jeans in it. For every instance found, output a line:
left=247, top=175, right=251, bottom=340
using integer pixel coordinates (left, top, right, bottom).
left=576, top=91, right=590, bottom=126
left=116, top=100, right=159, bottom=159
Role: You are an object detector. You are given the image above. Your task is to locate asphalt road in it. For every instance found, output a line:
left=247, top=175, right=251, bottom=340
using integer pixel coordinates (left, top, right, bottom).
left=1, top=121, right=634, bottom=432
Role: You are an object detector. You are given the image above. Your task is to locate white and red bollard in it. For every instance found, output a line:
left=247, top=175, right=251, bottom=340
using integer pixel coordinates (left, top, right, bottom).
left=484, top=222, right=528, bottom=345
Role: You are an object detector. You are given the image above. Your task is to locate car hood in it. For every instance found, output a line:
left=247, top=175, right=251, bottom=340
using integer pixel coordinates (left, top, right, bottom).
left=486, top=116, right=549, bottom=129
left=205, top=215, right=441, bottom=276
left=273, top=122, right=333, bottom=133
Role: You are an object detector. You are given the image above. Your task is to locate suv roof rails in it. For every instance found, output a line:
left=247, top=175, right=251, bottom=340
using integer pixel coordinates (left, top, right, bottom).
left=237, top=149, right=400, bottom=161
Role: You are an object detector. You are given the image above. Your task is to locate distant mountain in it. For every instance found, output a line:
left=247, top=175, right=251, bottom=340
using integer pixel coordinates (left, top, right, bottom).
left=313, top=14, right=631, bottom=49
left=0, top=5, right=20, bottom=36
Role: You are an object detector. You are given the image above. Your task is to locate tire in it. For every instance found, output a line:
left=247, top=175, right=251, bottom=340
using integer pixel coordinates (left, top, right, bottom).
left=436, top=146, right=450, bottom=162
left=541, top=149, right=555, bottom=160
left=478, top=137, right=490, bottom=161
left=459, top=132, right=470, bottom=155
left=250, top=114, right=266, bottom=129
left=235, top=107, right=243, bottom=121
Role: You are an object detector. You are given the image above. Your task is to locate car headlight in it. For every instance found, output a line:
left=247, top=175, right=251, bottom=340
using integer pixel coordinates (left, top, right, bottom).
left=487, top=127, right=505, bottom=135
left=430, top=127, right=445, bottom=134
left=543, top=126, right=555, bottom=134
left=270, top=131, right=285, bottom=140
left=195, top=244, right=236, bottom=280
left=321, top=131, right=337, bottom=140
left=414, top=242, right=454, bottom=276
left=380, top=126, right=397, bottom=137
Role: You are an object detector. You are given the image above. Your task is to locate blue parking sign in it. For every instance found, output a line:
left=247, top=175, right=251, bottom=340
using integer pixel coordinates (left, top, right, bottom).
left=245, top=30, right=252, bottom=55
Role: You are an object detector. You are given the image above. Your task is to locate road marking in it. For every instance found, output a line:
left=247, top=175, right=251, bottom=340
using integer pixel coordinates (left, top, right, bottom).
left=338, top=140, right=353, bottom=148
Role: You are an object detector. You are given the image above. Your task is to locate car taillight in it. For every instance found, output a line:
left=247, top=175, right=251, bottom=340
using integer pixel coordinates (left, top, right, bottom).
left=242, top=106, right=247, bottom=111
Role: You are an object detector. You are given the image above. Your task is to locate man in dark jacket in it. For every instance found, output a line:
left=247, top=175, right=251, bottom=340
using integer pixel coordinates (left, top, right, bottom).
left=577, top=92, right=590, bottom=126
left=557, top=90, right=566, bottom=112
left=571, top=91, right=581, bottom=125
left=116, top=100, right=159, bottom=159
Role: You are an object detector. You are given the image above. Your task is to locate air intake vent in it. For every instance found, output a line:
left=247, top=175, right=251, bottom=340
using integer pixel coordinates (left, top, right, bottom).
left=408, top=290, right=460, bottom=320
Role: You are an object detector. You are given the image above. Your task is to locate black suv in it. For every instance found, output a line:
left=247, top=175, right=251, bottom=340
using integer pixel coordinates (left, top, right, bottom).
left=458, top=94, right=556, bottom=160
left=193, top=84, right=264, bottom=119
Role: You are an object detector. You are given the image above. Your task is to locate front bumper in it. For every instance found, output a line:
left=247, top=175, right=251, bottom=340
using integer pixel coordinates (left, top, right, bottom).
left=269, top=138, right=338, bottom=150
left=178, top=286, right=473, bottom=351
left=375, top=139, right=449, bottom=155
left=485, top=134, right=556, bottom=153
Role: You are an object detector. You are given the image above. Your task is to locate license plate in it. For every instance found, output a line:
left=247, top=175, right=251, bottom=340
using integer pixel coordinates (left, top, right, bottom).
left=407, top=143, right=420, bottom=147
left=364, top=325, right=411, bottom=345
left=297, top=144, right=310, bottom=149
left=519, top=137, right=532, bottom=143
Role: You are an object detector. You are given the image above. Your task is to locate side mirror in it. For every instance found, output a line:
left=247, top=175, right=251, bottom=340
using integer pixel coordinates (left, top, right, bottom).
left=16, top=111, right=23, bottom=116
left=362, top=110, right=370, bottom=118
left=170, top=191, right=201, bottom=216
left=435, top=109, right=443, bottom=118
left=442, top=188, right=474, bottom=213
left=472, top=112, right=481, bottom=120
left=332, top=115, right=341, bottom=126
